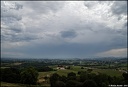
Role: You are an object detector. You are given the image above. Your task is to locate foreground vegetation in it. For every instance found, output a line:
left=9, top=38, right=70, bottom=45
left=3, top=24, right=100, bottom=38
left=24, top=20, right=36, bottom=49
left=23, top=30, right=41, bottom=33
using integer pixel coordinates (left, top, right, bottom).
left=1, top=58, right=128, bottom=87
left=1, top=82, right=25, bottom=87
left=1, top=67, right=128, bottom=87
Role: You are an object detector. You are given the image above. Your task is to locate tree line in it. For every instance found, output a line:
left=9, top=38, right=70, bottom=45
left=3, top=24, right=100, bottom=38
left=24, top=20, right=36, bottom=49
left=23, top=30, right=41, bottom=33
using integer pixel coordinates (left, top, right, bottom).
left=1, top=67, right=128, bottom=87
left=1, top=67, right=38, bottom=85
left=50, top=71, right=128, bottom=87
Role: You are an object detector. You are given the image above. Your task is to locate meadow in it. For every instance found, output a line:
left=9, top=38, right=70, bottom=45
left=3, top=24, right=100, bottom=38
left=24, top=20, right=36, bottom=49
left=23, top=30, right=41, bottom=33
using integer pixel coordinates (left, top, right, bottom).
left=1, top=58, right=127, bottom=87
left=39, top=65, right=123, bottom=78
left=1, top=82, right=25, bottom=87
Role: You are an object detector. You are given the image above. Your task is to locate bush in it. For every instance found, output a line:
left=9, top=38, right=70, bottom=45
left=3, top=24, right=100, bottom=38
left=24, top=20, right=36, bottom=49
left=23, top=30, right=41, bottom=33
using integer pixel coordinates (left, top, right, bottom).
left=0, top=68, right=21, bottom=83
left=83, top=80, right=97, bottom=87
left=66, top=80, right=82, bottom=87
left=20, top=67, right=38, bottom=85
left=55, top=81, right=66, bottom=87
left=50, top=73, right=60, bottom=87
left=67, top=72, right=76, bottom=80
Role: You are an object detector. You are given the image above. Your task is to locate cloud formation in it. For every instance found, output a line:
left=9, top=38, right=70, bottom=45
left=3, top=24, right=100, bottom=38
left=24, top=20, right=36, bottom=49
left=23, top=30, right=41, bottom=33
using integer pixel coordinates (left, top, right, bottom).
left=96, top=48, right=127, bottom=57
left=111, top=1, right=127, bottom=15
left=60, top=30, right=77, bottom=38
left=1, top=1, right=127, bottom=58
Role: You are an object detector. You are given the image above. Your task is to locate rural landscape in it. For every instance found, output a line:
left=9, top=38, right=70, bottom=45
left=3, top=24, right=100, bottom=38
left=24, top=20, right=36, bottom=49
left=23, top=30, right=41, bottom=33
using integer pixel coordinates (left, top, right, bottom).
left=1, top=57, right=128, bottom=87
left=1, top=1, right=127, bottom=87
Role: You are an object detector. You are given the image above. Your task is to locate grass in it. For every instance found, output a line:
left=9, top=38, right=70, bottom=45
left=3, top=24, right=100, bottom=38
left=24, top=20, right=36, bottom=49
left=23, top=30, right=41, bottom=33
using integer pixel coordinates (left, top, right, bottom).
left=38, top=66, right=85, bottom=78
left=92, top=68, right=123, bottom=77
left=38, top=71, right=56, bottom=79
left=49, top=65, right=58, bottom=69
left=1, top=65, right=124, bottom=87
left=120, top=67, right=128, bottom=70
left=1, top=82, right=25, bottom=87
left=1, top=82, right=50, bottom=87
left=38, top=69, right=77, bottom=78
left=38, top=65, right=123, bottom=78
left=1, top=67, right=10, bottom=69
left=56, top=69, right=77, bottom=76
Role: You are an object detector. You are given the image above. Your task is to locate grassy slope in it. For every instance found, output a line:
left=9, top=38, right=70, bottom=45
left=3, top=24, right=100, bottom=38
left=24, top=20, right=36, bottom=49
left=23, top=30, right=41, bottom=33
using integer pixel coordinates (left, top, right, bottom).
left=39, top=65, right=123, bottom=78
left=1, top=82, right=25, bottom=87
left=1, top=82, right=49, bottom=87
left=1, top=66, right=123, bottom=87
left=92, top=69, right=123, bottom=76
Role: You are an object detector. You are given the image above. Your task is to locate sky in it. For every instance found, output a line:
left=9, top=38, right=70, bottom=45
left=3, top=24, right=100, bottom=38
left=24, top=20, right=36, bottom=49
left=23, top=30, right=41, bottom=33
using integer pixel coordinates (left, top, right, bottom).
left=1, top=1, right=127, bottom=59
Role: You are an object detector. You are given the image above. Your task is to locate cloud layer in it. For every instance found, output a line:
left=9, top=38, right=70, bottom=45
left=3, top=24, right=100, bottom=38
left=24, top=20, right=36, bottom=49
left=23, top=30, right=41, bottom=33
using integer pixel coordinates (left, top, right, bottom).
left=1, top=1, right=127, bottom=58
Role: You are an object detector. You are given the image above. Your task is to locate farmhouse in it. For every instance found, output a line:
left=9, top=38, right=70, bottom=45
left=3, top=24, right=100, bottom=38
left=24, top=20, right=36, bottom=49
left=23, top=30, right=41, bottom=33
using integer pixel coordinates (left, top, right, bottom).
left=57, top=65, right=66, bottom=70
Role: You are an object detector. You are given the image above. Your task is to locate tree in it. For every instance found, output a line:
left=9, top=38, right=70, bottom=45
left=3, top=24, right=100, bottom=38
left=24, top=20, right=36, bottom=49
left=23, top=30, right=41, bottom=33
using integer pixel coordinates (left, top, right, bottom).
left=67, top=72, right=76, bottom=80
left=60, top=75, right=67, bottom=83
left=20, top=67, right=38, bottom=85
left=50, top=73, right=60, bottom=87
left=87, top=69, right=93, bottom=73
left=66, top=66, right=71, bottom=69
left=83, top=80, right=97, bottom=87
left=36, top=66, right=53, bottom=72
left=44, top=76, right=49, bottom=83
left=77, top=71, right=81, bottom=75
left=122, top=72, right=128, bottom=84
left=81, top=67, right=84, bottom=69
left=1, top=68, right=21, bottom=83
left=66, top=80, right=82, bottom=87
left=94, top=73, right=109, bottom=87
left=87, top=73, right=96, bottom=80
left=80, top=71, right=88, bottom=82
left=55, top=81, right=66, bottom=87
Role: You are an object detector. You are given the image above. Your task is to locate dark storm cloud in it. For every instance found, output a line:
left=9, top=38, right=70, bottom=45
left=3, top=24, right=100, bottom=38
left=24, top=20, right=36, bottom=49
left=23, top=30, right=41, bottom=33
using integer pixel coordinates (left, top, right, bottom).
left=1, top=2, right=29, bottom=43
left=60, top=30, right=77, bottom=38
left=6, top=43, right=103, bottom=58
left=6, top=35, right=126, bottom=58
left=84, top=1, right=97, bottom=9
left=1, top=2, right=24, bottom=39
left=5, top=25, right=126, bottom=58
left=1, top=1, right=65, bottom=43
left=1, top=1, right=127, bottom=58
left=13, top=3, right=23, bottom=10
left=1, top=14, right=22, bottom=22
left=1, top=2, right=23, bottom=21
left=22, top=1, right=65, bottom=14
left=1, top=32, right=40, bottom=42
left=111, top=1, right=127, bottom=15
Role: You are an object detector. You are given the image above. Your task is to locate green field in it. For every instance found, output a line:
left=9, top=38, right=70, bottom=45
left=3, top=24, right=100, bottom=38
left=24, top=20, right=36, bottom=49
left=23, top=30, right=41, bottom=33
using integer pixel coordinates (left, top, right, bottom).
left=92, top=69, right=123, bottom=76
left=38, top=65, right=123, bottom=79
left=1, top=65, right=125, bottom=87
left=37, top=65, right=124, bottom=86
left=1, top=82, right=50, bottom=87
left=1, top=82, right=25, bottom=87
left=38, top=71, right=56, bottom=79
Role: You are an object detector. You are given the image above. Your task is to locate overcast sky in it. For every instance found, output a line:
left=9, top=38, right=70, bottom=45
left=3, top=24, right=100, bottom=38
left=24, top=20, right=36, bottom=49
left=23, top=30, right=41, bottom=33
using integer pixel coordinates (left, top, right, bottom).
left=1, top=1, right=127, bottom=58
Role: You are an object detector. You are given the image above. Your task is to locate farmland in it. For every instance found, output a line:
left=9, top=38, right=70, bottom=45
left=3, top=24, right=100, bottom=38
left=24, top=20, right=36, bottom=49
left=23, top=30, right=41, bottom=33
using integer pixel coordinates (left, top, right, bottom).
left=1, top=57, right=127, bottom=87
left=39, top=65, right=123, bottom=78
left=1, top=82, right=26, bottom=87
left=37, top=65, right=125, bottom=86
